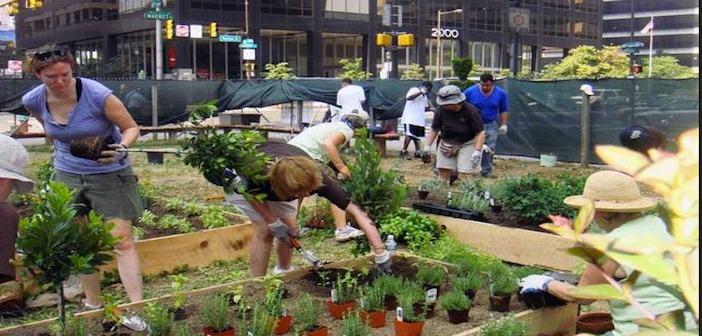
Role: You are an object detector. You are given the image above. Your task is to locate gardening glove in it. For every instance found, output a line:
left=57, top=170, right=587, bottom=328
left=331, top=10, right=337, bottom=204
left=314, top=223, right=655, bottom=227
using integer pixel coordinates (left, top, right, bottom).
left=470, top=150, right=482, bottom=170
left=499, top=124, right=508, bottom=135
left=519, top=275, right=554, bottom=294
left=375, top=250, right=393, bottom=273
left=481, top=144, right=494, bottom=155
left=97, top=143, right=128, bottom=165
left=268, top=219, right=294, bottom=246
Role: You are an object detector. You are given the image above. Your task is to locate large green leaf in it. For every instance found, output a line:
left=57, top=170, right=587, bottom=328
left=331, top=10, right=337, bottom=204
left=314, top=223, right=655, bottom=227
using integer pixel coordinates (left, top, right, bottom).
left=568, top=284, right=627, bottom=301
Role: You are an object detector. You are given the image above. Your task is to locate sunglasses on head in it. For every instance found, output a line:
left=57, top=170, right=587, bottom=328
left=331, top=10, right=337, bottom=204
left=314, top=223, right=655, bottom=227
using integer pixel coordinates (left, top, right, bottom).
left=33, top=48, right=69, bottom=62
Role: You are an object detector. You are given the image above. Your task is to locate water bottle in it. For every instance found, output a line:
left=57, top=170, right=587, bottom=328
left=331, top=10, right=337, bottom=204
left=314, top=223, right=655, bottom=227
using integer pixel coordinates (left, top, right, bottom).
left=447, top=191, right=454, bottom=208
left=385, top=235, right=397, bottom=255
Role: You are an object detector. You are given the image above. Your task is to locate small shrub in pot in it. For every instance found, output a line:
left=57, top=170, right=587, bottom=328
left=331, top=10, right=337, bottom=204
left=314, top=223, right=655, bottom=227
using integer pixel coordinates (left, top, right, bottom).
left=358, top=286, right=387, bottom=328
left=450, top=273, right=485, bottom=300
left=415, top=265, right=447, bottom=292
left=326, top=275, right=358, bottom=319
left=264, top=287, right=292, bottom=335
left=489, top=275, right=518, bottom=312
left=341, top=310, right=372, bottom=336
left=439, top=290, right=472, bottom=324
left=246, top=304, right=276, bottom=336
left=373, top=274, right=403, bottom=310
left=294, top=294, right=328, bottom=336
left=394, top=289, right=427, bottom=336
left=169, top=274, right=188, bottom=321
left=143, top=302, right=174, bottom=336
left=198, top=293, right=235, bottom=335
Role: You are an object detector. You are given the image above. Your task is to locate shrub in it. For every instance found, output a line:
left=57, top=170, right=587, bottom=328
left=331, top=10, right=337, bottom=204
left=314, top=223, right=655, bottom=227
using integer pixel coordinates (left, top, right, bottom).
left=396, top=284, right=427, bottom=323
left=293, top=294, right=325, bottom=333
left=198, top=293, right=233, bottom=332
left=338, top=58, right=372, bottom=80
left=263, top=62, right=296, bottom=80
left=451, top=274, right=484, bottom=293
left=341, top=310, right=371, bottom=336
left=478, top=315, right=530, bottom=336
left=379, top=209, right=443, bottom=248
left=415, top=266, right=447, bottom=288
left=373, top=274, right=403, bottom=298
left=492, top=274, right=519, bottom=296
left=439, top=290, right=472, bottom=311
left=172, top=322, right=192, bottom=336
left=359, top=286, right=385, bottom=312
left=452, top=57, right=474, bottom=81
left=418, top=176, right=443, bottom=192
left=401, top=63, right=428, bottom=80
left=332, top=274, right=358, bottom=304
left=263, top=287, right=286, bottom=317
left=143, top=302, right=174, bottom=336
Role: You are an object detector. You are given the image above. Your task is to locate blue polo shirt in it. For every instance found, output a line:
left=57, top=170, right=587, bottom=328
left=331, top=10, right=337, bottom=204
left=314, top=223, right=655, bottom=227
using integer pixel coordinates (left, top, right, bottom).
left=463, top=85, right=509, bottom=124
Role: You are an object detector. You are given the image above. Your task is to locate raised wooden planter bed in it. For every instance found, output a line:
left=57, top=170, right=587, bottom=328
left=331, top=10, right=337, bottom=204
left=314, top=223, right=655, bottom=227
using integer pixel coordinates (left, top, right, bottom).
left=412, top=202, right=487, bottom=221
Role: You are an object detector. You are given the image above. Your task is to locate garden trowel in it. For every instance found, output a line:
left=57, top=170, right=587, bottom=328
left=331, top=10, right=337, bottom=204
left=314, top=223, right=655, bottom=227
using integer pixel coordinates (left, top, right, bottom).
left=289, top=236, right=324, bottom=269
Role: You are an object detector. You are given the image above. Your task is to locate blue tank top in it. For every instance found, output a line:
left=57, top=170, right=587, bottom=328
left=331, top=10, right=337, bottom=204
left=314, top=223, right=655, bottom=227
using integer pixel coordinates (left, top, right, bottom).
left=22, top=78, right=131, bottom=174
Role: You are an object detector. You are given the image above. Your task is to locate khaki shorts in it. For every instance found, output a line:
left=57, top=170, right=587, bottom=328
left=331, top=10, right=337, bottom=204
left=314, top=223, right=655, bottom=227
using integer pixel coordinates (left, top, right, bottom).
left=436, top=139, right=480, bottom=174
left=53, top=166, right=144, bottom=220
left=225, top=192, right=298, bottom=223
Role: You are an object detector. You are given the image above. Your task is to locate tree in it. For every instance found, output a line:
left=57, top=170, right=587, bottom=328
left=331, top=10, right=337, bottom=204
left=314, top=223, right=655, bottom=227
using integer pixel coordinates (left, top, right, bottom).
left=338, top=58, right=372, bottom=80
left=536, top=45, right=630, bottom=80
left=263, top=62, right=297, bottom=80
left=639, top=56, right=698, bottom=79
left=451, top=57, right=474, bottom=81
left=401, top=63, right=427, bottom=80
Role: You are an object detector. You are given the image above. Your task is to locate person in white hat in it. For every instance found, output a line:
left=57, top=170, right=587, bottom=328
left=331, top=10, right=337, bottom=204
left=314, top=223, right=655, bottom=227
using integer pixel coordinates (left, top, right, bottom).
left=0, top=135, right=35, bottom=311
left=518, top=171, right=697, bottom=336
left=288, top=109, right=368, bottom=243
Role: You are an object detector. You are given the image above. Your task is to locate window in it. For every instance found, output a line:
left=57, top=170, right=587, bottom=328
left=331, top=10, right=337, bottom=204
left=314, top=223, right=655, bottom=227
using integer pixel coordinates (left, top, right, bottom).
left=107, top=8, right=119, bottom=20
left=65, top=13, right=71, bottom=26
left=543, top=0, right=569, bottom=10
left=574, top=20, right=598, bottom=40
left=262, top=0, right=313, bottom=16
left=469, top=7, right=503, bottom=32
left=325, top=0, right=370, bottom=21
left=119, top=0, right=149, bottom=14
left=468, top=41, right=501, bottom=70
left=543, top=14, right=569, bottom=37
left=426, top=3, right=463, bottom=28
left=574, top=0, right=598, bottom=13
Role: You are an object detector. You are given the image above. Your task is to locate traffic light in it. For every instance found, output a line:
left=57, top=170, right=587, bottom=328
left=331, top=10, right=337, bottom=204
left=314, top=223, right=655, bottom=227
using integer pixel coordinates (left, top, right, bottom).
left=165, top=20, right=174, bottom=40
left=27, top=0, right=43, bottom=9
left=8, top=1, right=19, bottom=15
left=376, top=33, right=391, bottom=47
left=398, top=34, right=415, bottom=47
left=209, top=22, right=218, bottom=38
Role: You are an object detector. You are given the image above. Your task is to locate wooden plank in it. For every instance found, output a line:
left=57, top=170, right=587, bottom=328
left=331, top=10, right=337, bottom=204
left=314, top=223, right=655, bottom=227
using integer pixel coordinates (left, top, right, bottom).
left=101, top=222, right=255, bottom=276
left=432, top=215, right=579, bottom=272
left=451, top=303, right=578, bottom=336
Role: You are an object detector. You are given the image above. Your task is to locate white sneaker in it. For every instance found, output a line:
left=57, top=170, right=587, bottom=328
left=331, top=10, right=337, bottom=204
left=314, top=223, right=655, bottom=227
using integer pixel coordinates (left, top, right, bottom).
left=272, top=265, right=295, bottom=275
left=335, top=226, right=365, bottom=242
left=122, top=314, right=148, bottom=332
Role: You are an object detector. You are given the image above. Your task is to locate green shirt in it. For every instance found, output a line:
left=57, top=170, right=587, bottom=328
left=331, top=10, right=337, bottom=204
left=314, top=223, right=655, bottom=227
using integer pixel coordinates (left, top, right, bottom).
left=606, top=215, right=694, bottom=335
left=288, top=122, right=354, bottom=164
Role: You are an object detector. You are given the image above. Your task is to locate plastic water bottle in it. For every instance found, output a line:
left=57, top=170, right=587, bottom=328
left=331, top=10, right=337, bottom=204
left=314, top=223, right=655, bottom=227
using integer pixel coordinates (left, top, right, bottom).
left=385, top=235, right=397, bottom=255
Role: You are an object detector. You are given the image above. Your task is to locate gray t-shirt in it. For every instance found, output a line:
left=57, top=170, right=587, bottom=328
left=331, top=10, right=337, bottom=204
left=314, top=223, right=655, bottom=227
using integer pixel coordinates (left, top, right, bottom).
left=288, top=122, right=354, bottom=164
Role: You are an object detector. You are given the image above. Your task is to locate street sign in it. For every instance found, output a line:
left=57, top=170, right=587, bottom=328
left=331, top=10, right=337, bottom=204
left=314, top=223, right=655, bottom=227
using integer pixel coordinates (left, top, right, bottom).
left=190, top=24, right=203, bottom=38
left=621, top=41, right=645, bottom=53
left=175, top=24, right=189, bottom=37
left=219, top=34, right=242, bottom=43
left=7, top=60, right=22, bottom=73
left=243, top=49, right=256, bottom=60
left=144, top=10, right=173, bottom=20
left=509, top=8, right=530, bottom=31
left=241, top=39, right=257, bottom=49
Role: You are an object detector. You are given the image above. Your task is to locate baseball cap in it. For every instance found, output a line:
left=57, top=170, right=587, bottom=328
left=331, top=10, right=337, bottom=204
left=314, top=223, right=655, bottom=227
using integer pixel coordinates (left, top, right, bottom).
left=619, top=125, right=666, bottom=155
left=0, top=134, right=35, bottom=193
left=341, top=109, right=370, bottom=129
left=436, top=85, right=466, bottom=106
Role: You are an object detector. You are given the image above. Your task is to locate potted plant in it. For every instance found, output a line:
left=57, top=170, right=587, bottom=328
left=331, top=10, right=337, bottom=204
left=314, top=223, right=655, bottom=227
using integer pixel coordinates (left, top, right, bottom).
left=341, top=310, right=372, bottom=336
left=15, top=182, right=118, bottom=335
left=489, top=275, right=518, bottom=312
left=293, top=294, right=328, bottom=336
left=415, top=265, right=446, bottom=316
left=172, top=322, right=193, bottom=336
left=358, top=286, right=387, bottom=328
left=299, top=198, right=332, bottom=229
left=450, top=273, right=485, bottom=300
left=393, top=290, right=427, bottom=336
left=100, top=294, right=124, bottom=333
left=373, top=274, right=403, bottom=311
left=439, top=290, right=472, bottom=324
left=420, top=150, right=432, bottom=164
left=478, top=314, right=530, bottom=336
left=247, top=304, right=276, bottom=336
left=326, top=275, right=358, bottom=319
left=226, top=284, right=251, bottom=319
left=417, top=177, right=441, bottom=200
left=143, top=302, right=174, bottom=336
left=169, top=274, right=188, bottom=321
left=199, top=293, right=235, bottom=336
left=576, top=312, right=614, bottom=334
left=401, top=281, right=434, bottom=319
left=264, top=287, right=292, bottom=335
left=49, top=315, right=97, bottom=336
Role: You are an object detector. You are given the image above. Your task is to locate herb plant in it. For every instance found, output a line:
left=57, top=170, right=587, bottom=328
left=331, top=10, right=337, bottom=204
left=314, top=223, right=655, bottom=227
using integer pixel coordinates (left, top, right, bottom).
left=247, top=304, right=276, bottom=336
left=415, top=266, right=447, bottom=288
left=169, top=274, right=187, bottom=309
left=359, top=286, right=385, bottom=312
left=143, top=302, right=174, bottom=336
left=49, top=315, right=95, bottom=336
left=199, top=205, right=230, bottom=229
left=451, top=274, right=485, bottom=293
left=198, top=293, right=233, bottom=332
left=157, top=214, right=193, bottom=233
left=396, top=286, right=426, bottom=323
left=418, top=176, right=443, bottom=192
left=165, top=198, right=185, bottom=212
left=332, top=274, right=358, bottom=304
left=492, top=275, right=519, bottom=296
left=478, top=315, right=530, bottom=336
left=294, top=294, right=325, bottom=333
left=264, top=287, right=286, bottom=317
left=379, top=209, right=443, bottom=249
left=138, top=210, right=157, bottom=227
left=340, top=310, right=371, bottom=336
left=439, top=290, right=472, bottom=311
left=183, top=202, right=203, bottom=216
left=373, top=274, right=402, bottom=298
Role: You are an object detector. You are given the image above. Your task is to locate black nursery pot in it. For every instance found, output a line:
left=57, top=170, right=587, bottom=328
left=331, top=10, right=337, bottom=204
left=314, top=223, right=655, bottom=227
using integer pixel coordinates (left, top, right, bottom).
left=447, top=309, right=470, bottom=324
left=384, top=295, right=398, bottom=310
left=169, top=307, right=188, bottom=321
left=465, top=290, right=477, bottom=301
left=518, top=291, right=566, bottom=310
left=489, top=294, right=511, bottom=312
left=418, top=190, right=429, bottom=200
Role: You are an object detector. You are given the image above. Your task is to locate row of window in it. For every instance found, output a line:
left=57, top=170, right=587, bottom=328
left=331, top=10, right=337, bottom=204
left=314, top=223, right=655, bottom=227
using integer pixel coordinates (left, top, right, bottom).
left=21, top=6, right=118, bottom=37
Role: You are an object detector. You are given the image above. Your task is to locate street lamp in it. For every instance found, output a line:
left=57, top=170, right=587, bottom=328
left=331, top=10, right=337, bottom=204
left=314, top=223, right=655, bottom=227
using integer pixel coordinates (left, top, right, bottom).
left=435, top=8, right=462, bottom=79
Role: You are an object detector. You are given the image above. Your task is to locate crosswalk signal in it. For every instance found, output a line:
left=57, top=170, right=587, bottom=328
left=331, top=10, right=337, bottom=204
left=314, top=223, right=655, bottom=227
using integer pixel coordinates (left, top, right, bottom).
left=27, top=0, right=42, bottom=9
left=8, top=1, right=19, bottom=15
left=165, top=20, right=174, bottom=40
left=209, top=22, right=218, bottom=38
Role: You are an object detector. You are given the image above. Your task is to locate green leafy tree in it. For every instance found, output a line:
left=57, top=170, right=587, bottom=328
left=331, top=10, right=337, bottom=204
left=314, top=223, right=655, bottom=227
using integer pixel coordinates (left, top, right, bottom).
left=639, top=56, right=698, bottom=79
left=537, top=45, right=630, bottom=80
left=338, top=58, right=373, bottom=80
left=452, top=57, right=474, bottom=81
left=263, top=62, right=297, bottom=80
left=16, top=182, right=118, bottom=335
left=401, top=63, right=428, bottom=80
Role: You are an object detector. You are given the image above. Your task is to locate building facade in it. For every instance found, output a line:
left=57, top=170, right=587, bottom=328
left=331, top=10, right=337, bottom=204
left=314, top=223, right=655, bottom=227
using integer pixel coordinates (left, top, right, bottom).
left=16, top=0, right=601, bottom=79
left=602, top=0, right=699, bottom=72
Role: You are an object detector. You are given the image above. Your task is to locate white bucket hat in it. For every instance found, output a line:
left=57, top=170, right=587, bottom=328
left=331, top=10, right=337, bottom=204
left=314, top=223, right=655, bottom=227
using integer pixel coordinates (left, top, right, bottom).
left=436, top=85, right=466, bottom=106
left=580, top=84, right=595, bottom=96
left=564, top=170, right=656, bottom=213
left=0, top=134, right=35, bottom=193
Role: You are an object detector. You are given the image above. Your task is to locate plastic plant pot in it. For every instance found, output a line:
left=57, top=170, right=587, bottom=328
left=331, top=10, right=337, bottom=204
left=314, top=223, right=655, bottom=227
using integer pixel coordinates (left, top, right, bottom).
left=203, top=326, right=236, bottom=336
left=304, top=326, right=329, bottom=336
left=360, top=310, right=388, bottom=328
left=576, top=312, right=615, bottom=334
left=418, top=190, right=429, bottom=200
left=274, top=315, right=293, bottom=335
left=393, top=319, right=425, bottom=336
left=446, top=309, right=470, bottom=324
left=489, top=294, right=511, bottom=312
left=325, top=300, right=357, bottom=320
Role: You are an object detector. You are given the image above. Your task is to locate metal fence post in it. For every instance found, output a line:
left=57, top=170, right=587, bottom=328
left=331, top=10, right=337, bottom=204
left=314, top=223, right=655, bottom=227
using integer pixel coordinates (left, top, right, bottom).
left=580, top=92, right=591, bottom=167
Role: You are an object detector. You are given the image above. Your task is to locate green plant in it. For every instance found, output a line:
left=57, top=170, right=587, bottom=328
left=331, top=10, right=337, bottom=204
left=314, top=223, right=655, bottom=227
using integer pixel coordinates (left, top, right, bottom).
left=165, top=198, right=185, bottom=211
left=453, top=191, right=489, bottom=213
left=415, top=266, right=447, bottom=288
left=264, top=287, right=286, bottom=317
left=101, top=293, right=124, bottom=328
left=138, top=210, right=157, bottom=226
left=451, top=274, right=484, bottom=293
left=131, top=225, right=146, bottom=240
left=294, top=294, right=325, bottom=333
left=198, top=293, right=233, bottom=332
left=183, top=101, right=272, bottom=202
left=143, top=302, right=174, bottom=336
left=379, top=209, right=443, bottom=249
left=227, top=284, right=249, bottom=315
left=359, top=286, right=385, bottom=312
left=418, top=176, right=443, bottom=192
left=264, top=62, right=297, bottom=80
left=340, top=310, right=371, bottom=336
left=247, top=304, right=276, bottom=336
left=49, top=315, right=95, bottom=336
left=491, top=274, right=518, bottom=296
left=511, top=266, right=544, bottom=280
left=15, top=182, right=118, bottom=334
left=332, top=274, right=358, bottom=304
left=439, top=290, right=472, bottom=311
left=373, top=274, right=403, bottom=298
left=401, top=63, right=427, bottom=80
left=478, top=315, right=530, bottom=336
left=396, top=284, right=426, bottom=323
left=452, top=57, right=474, bottom=81
left=157, top=214, right=194, bottom=233
left=297, top=197, right=333, bottom=228
left=169, top=274, right=187, bottom=309
left=183, top=202, right=203, bottom=216
left=138, top=180, right=157, bottom=204
left=199, top=205, right=230, bottom=229
left=338, top=58, right=372, bottom=80
left=172, top=322, right=193, bottom=336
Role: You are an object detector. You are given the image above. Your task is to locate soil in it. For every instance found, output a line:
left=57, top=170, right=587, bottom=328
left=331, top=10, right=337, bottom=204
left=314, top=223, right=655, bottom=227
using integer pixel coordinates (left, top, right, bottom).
left=135, top=201, right=247, bottom=240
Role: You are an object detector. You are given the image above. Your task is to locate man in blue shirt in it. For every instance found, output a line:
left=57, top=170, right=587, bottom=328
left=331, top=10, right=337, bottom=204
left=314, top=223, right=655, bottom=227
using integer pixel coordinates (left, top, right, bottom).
left=463, top=74, right=509, bottom=177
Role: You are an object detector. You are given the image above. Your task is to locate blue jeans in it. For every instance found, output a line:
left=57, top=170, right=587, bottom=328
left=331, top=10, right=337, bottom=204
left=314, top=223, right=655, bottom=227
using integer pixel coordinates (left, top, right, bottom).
left=481, top=121, right=499, bottom=176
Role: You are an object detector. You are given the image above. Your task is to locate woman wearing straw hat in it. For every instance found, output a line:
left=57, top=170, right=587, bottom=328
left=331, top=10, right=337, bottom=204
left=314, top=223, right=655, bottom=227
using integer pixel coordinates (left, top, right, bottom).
left=519, top=171, right=697, bottom=335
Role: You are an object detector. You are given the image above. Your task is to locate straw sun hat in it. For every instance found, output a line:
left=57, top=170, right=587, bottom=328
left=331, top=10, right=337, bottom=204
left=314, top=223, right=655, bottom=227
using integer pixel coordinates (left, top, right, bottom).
left=564, top=170, right=657, bottom=213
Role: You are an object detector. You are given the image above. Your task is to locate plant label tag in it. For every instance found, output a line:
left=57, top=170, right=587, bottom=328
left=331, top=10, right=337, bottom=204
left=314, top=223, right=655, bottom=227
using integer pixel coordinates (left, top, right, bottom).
left=331, top=289, right=338, bottom=303
left=489, top=198, right=495, bottom=206
left=248, top=332, right=254, bottom=336
left=359, top=298, right=366, bottom=309
left=426, top=288, right=438, bottom=303
left=282, top=308, right=287, bottom=316
left=396, top=307, right=404, bottom=322
left=484, top=191, right=491, bottom=199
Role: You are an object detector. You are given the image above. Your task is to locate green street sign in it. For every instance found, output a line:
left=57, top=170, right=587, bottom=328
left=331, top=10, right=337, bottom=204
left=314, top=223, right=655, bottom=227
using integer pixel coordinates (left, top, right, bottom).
left=219, top=35, right=242, bottom=43
left=144, top=10, right=173, bottom=20
left=620, top=41, right=645, bottom=53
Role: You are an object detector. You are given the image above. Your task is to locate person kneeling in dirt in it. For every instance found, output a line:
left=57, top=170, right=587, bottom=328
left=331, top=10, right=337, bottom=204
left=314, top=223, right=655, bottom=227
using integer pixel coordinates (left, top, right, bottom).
left=518, top=171, right=698, bottom=336
left=223, top=141, right=392, bottom=276
left=288, top=110, right=369, bottom=243
left=0, top=135, right=35, bottom=315
left=426, top=85, right=486, bottom=183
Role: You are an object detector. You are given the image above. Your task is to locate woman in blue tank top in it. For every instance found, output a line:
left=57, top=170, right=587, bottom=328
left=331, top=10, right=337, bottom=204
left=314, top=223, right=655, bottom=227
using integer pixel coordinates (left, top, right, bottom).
left=22, top=47, right=146, bottom=331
